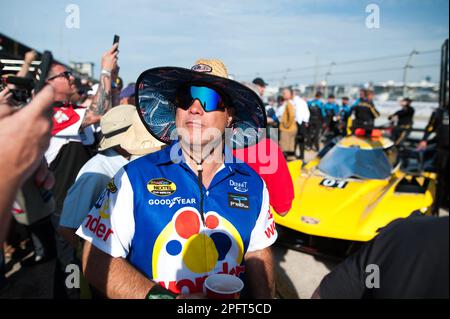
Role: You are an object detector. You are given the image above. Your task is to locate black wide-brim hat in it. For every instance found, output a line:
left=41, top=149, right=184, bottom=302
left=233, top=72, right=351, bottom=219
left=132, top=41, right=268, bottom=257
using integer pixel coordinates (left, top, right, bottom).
left=135, top=61, right=267, bottom=149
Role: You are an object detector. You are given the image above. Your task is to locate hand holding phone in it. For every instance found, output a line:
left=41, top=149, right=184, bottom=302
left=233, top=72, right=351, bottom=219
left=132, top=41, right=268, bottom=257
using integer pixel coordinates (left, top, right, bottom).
left=102, top=37, right=119, bottom=72
left=113, top=34, right=120, bottom=53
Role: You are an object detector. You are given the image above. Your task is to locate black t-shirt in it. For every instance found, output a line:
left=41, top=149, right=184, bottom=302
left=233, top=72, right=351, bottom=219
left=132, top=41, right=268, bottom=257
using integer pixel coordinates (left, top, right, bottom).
left=352, top=100, right=380, bottom=123
left=49, top=141, right=94, bottom=215
left=319, top=215, right=449, bottom=299
left=393, top=106, right=415, bottom=126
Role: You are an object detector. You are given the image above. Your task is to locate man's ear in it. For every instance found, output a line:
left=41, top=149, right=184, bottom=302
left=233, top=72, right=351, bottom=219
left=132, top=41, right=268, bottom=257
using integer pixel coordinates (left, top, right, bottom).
left=228, top=117, right=233, bottom=127
left=227, top=108, right=235, bottom=127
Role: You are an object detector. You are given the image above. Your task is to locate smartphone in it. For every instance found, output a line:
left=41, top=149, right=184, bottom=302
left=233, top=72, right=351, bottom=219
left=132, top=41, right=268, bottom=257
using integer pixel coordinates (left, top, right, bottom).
left=113, top=34, right=120, bottom=52
left=34, top=51, right=53, bottom=93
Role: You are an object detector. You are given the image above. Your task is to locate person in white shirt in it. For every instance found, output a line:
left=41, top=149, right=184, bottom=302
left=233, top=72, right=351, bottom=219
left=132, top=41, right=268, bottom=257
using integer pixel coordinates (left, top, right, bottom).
left=284, top=88, right=310, bottom=160
left=293, top=91, right=310, bottom=126
left=58, top=106, right=164, bottom=248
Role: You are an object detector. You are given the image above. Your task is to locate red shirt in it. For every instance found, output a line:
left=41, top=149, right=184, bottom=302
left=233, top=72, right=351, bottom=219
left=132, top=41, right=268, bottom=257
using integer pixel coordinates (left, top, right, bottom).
left=51, top=102, right=81, bottom=136
left=232, top=138, right=294, bottom=214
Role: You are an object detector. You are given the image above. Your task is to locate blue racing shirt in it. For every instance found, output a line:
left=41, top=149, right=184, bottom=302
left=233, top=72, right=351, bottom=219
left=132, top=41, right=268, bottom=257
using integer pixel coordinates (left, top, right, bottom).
left=76, top=142, right=276, bottom=294
left=323, top=102, right=340, bottom=117
left=340, top=103, right=352, bottom=117
left=308, top=99, right=325, bottom=118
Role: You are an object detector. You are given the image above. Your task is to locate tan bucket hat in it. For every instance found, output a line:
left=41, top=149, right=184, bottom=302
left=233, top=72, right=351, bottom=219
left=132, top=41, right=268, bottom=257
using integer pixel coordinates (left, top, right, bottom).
left=120, top=111, right=166, bottom=155
left=98, top=104, right=136, bottom=151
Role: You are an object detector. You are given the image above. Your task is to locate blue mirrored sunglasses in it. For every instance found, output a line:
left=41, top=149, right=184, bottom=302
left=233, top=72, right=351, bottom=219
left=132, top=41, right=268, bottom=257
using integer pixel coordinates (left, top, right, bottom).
left=177, top=85, right=226, bottom=112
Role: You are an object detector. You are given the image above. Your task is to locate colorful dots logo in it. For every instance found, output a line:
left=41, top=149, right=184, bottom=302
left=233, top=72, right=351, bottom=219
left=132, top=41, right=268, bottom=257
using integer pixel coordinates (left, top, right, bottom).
left=152, top=207, right=244, bottom=287
left=183, top=234, right=218, bottom=273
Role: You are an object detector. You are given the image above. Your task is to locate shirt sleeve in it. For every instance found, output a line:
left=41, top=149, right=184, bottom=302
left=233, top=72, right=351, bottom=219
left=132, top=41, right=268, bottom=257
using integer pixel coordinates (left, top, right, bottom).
left=247, top=182, right=278, bottom=252
left=303, top=99, right=310, bottom=123
left=76, top=168, right=135, bottom=258
left=319, top=238, right=376, bottom=299
left=261, top=139, right=294, bottom=213
left=59, top=171, right=111, bottom=229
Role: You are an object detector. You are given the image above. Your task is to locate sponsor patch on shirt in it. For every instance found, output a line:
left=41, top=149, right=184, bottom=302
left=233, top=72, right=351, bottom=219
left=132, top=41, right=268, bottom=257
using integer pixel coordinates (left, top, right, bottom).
left=147, top=178, right=177, bottom=197
left=229, top=180, right=248, bottom=193
left=148, top=197, right=196, bottom=208
left=228, top=194, right=249, bottom=210
left=107, top=179, right=117, bottom=193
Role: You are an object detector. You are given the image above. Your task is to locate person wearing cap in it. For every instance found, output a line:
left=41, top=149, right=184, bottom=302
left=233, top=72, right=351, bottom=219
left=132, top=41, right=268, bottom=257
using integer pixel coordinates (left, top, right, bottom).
left=322, top=94, right=340, bottom=138
left=307, top=92, right=324, bottom=151
left=77, top=59, right=276, bottom=299
left=119, top=83, right=136, bottom=106
left=252, top=77, right=268, bottom=98
left=338, top=96, right=352, bottom=136
left=59, top=105, right=164, bottom=248
left=388, top=97, right=415, bottom=145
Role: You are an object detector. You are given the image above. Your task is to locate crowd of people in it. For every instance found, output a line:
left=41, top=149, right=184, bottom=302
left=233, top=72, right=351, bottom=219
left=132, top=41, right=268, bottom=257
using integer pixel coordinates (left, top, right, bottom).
left=0, top=43, right=447, bottom=300
left=259, top=81, right=420, bottom=160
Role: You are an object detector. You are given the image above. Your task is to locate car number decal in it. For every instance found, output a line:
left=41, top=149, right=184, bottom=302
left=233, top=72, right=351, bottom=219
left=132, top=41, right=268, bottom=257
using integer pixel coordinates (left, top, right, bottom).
left=320, top=178, right=348, bottom=189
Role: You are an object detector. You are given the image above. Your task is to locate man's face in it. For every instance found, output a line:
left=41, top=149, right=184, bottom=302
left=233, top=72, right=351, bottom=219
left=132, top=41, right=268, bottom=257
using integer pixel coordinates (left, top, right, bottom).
left=359, top=90, right=366, bottom=99
left=257, top=85, right=265, bottom=97
left=342, top=99, right=349, bottom=105
left=400, top=100, right=410, bottom=108
left=328, top=97, right=335, bottom=104
left=47, top=65, right=77, bottom=98
left=282, top=89, right=292, bottom=101
left=175, top=99, right=231, bottom=148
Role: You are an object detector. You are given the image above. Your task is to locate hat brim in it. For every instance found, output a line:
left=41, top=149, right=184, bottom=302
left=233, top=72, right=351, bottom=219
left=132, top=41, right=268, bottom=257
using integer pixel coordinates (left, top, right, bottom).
left=135, top=67, right=267, bottom=148
left=120, top=124, right=166, bottom=156
left=98, top=132, right=127, bottom=152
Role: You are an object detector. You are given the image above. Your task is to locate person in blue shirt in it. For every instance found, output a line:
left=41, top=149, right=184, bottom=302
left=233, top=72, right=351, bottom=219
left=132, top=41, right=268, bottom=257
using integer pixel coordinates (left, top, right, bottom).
left=77, top=59, right=277, bottom=299
left=265, top=96, right=279, bottom=127
left=307, top=92, right=324, bottom=151
left=323, top=94, right=340, bottom=137
left=339, top=96, right=352, bottom=136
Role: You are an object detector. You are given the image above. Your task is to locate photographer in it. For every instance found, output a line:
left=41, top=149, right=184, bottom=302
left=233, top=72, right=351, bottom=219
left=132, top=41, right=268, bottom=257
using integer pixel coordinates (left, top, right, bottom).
left=45, top=43, right=118, bottom=299
left=0, top=86, right=55, bottom=243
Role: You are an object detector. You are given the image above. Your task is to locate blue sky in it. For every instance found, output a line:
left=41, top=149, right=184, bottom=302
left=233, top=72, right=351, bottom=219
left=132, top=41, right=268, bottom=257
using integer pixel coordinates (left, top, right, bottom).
left=0, top=0, right=448, bottom=86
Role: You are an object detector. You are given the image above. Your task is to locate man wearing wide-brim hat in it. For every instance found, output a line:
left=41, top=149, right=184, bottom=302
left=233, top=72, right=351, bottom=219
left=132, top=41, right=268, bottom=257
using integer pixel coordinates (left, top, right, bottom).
left=77, top=59, right=277, bottom=299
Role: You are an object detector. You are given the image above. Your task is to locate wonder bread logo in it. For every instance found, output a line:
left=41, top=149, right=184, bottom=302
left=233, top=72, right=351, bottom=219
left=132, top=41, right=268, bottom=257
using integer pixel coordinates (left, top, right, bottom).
left=147, top=178, right=177, bottom=197
left=191, top=64, right=212, bottom=73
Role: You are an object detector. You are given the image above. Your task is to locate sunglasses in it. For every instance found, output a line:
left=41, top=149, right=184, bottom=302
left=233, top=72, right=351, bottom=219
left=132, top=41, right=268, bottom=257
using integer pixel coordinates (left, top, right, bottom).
left=47, top=71, right=73, bottom=81
left=176, top=85, right=227, bottom=112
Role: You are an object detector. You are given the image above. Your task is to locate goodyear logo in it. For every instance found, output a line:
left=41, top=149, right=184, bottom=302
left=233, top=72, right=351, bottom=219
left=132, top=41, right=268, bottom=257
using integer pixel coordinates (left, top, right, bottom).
left=147, top=178, right=177, bottom=197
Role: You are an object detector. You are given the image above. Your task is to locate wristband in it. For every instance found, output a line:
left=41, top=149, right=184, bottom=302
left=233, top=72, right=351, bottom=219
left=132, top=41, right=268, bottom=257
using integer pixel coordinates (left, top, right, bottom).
left=145, top=284, right=178, bottom=299
left=101, top=69, right=112, bottom=77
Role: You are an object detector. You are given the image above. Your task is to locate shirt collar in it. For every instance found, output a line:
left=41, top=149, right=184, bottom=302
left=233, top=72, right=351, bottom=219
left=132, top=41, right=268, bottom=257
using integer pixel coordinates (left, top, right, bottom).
left=154, top=141, right=252, bottom=176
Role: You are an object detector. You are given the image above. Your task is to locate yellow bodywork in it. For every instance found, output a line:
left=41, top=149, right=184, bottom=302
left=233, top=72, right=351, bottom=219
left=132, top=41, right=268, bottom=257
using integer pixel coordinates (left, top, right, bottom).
left=274, top=137, right=436, bottom=242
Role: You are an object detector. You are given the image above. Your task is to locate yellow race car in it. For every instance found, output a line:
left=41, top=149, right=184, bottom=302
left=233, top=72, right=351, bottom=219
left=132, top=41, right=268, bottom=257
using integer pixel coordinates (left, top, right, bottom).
left=274, top=130, right=437, bottom=258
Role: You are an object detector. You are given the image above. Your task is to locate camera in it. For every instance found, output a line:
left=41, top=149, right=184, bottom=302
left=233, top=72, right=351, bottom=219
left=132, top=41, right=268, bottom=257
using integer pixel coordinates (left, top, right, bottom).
left=0, top=50, right=53, bottom=105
